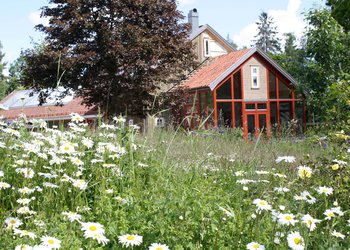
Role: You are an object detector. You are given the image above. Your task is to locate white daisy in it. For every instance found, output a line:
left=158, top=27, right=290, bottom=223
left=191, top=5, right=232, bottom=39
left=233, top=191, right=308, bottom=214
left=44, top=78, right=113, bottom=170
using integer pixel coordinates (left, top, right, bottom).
left=72, top=179, right=88, bottom=190
left=301, top=214, right=321, bottom=231
left=59, top=142, right=75, bottom=154
left=287, top=231, right=304, bottom=250
left=316, top=186, right=333, bottom=196
left=14, top=229, right=37, bottom=239
left=89, top=232, right=110, bottom=245
left=118, top=234, right=143, bottom=247
left=0, top=181, right=11, bottom=189
left=81, top=222, right=105, bottom=236
left=276, top=156, right=296, bottom=163
left=278, top=213, right=298, bottom=226
left=15, top=245, right=33, bottom=250
left=18, top=187, right=35, bottom=194
left=252, top=199, right=271, bottom=211
left=331, top=230, right=345, bottom=239
left=149, top=243, right=170, bottom=250
left=246, top=242, right=265, bottom=250
left=62, top=211, right=82, bottom=222
left=70, top=113, right=84, bottom=123
left=324, top=209, right=336, bottom=220
left=41, top=236, right=61, bottom=249
left=5, top=217, right=22, bottom=229
left=297, top=166, right=312, bottom=179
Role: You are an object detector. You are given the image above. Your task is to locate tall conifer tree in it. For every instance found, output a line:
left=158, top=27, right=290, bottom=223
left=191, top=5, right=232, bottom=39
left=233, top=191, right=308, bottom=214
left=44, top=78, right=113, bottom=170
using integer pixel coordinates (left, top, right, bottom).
left=253, top=12, right=281, bottom=54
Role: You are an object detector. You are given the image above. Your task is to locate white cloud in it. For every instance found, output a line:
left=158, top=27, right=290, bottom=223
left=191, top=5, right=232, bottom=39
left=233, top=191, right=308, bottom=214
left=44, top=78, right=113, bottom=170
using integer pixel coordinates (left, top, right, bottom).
left=233, top=0, right=306, bottom=49
left=28, top=10, right=49, bottom=26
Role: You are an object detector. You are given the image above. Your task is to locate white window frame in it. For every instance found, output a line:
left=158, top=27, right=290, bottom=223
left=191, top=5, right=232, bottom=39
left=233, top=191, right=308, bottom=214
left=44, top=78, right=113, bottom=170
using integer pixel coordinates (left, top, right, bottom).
left=204, top=38, right=210, bottom=57
left=251, top=66, right=259, bottom=89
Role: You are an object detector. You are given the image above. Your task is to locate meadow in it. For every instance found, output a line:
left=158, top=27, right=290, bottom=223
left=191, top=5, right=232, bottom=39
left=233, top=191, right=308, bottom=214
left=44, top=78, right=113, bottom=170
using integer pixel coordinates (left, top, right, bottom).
left=0, top=114, right=349, bottom=249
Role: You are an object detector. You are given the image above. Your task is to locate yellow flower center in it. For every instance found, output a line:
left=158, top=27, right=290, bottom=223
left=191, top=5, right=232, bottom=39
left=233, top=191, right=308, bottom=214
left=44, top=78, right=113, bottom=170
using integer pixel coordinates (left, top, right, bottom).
left=89, top=225, right=97, bottom=231
left=10, top=220, right=16, bottom=224
left=64, top=146, right=70, bottom=151
left=327, top=212, right=334, bottom=217
left=127, top=235, right=135, bottom=241
left=285, top=215, right=292, bottom=221
left=252, top=244, right=260, bottom=249
left=332, top=164, right=339, bottom=170
left=294, top=237, right=301, bottom=245
left=156, top=247, right=163, bottom=250
left=307, top=220, right=312, bottom=225
left=259, top=201, right=266, bottom=205
left=48, top=239, right=55, bottom=245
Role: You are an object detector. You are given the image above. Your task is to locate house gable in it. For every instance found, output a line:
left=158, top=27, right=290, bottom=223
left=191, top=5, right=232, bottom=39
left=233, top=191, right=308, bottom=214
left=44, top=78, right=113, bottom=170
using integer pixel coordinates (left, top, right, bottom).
left=242, top=56, right=268, bottom=101
left=190, top=24, right=235, bottom=63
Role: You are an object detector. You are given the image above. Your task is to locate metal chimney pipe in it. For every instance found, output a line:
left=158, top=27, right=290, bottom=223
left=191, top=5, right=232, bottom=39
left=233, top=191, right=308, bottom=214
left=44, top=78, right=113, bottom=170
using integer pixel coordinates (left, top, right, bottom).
left=188, top=8, right=199, bottom=34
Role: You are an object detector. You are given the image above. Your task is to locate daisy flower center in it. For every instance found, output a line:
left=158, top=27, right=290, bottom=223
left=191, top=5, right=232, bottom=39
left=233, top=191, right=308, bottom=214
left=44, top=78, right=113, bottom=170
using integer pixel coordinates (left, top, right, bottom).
left=89, top=226, right=97, bottom=231
left=127, top=235, right=135, bottom=241
left=294, top=238, right=301, bottom=245
left=252, top=244, right=260, bottom=249
left=285, top=215, right=292, bottom=221
left=10, top=220, right=16, bottom=224
left=259, top=201, right=266, bottom=205
left=48, top=239, right=55, bottom=245
left=64, top=146, right=70, bottom=151
left=156, top=248, right=163, bottom=250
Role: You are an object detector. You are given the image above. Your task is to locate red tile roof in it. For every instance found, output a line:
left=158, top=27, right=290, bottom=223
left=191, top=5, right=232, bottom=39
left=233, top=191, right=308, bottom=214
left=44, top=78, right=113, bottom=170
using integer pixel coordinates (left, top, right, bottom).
left=0, top=97, right=97, bottom=121
left=182, top=49, right=250, bottom=89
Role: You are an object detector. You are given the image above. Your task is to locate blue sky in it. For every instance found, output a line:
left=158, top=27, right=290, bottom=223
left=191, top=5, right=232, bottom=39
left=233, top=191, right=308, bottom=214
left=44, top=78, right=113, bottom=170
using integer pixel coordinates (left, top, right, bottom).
left=1, top=0, right=325, bottom=75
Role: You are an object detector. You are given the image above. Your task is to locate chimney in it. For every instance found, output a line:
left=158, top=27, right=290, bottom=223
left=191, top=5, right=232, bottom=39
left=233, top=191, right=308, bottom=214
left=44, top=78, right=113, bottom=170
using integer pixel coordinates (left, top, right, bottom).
left=188, top=8, right=199, bottom=34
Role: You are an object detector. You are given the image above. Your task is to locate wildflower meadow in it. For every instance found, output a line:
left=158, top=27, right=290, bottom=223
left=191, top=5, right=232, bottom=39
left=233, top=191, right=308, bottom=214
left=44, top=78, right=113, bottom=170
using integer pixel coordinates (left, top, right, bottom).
left=1, top=114, right=350, bottom=249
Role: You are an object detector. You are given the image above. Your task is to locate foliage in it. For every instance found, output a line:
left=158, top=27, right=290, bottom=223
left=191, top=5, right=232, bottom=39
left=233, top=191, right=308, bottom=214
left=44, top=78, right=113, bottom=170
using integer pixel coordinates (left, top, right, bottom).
left=6, top=56, right=27, bottom=94
left=0, top=41, right=8, bottom=100
left=272, top=33, right=307, bottom=84
left=304, top=8, right=350, bottom=123
left=226, top=34, right=238, bottom=50
left=253, top=12, right=281, bottom=54
left=273, top=8, right=350, bottom=125
left=326, top=0, right=350, bottom=32
left=1, top=115, right=350, bottom=249
left=21, top=0, right=196, bottom=117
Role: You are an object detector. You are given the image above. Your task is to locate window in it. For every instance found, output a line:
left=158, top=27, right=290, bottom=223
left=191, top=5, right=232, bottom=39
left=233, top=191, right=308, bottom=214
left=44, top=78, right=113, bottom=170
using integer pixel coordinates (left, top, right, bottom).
left=204, top=38, right=210, bottom=57
left=216, top=78, right=232, bottom=99
left=251, top=66, right=259, bottom=89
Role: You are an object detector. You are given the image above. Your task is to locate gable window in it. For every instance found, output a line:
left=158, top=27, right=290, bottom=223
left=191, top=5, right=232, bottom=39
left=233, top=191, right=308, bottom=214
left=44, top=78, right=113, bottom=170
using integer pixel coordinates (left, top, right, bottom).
left=251, top=66, right=259, bottom=89
left=204, top=38, right=210, bottom=57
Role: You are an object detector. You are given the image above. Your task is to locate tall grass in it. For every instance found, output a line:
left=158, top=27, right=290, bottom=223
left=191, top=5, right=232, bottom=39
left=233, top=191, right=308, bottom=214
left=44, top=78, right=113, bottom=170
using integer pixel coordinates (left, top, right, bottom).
left=0, top=115, right=349, bottom=249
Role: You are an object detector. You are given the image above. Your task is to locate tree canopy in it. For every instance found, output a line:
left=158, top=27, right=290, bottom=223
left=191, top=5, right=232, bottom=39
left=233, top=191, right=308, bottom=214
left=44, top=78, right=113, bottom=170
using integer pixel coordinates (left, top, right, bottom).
left=21, top=0, right=196, bottom=116
left=326, top=0, right=350, bottom=32
left=253, top=12, right=280, bottom=54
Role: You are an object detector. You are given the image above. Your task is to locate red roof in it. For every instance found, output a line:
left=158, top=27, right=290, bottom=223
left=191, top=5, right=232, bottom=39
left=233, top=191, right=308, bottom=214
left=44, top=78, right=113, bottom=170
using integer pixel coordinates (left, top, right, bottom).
left=0, top=97, right=97, bottom=121
left=183, top=49, right=250, bottom=89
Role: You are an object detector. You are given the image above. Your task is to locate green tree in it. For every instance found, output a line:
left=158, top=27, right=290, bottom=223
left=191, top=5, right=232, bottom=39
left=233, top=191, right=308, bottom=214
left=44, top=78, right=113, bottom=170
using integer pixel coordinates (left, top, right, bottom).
left=273, top=33, right=307, bottom=80
left=304, top=8, right=350, bottom=123
left=226, top=33, right=238, bottom=50
left=22, top=0, right=196, bottom=116
left=253, top=12, right=281, bottom=54
left=6, top=56, right=26, bottom=94
left=326, top=0, right=350, bottom=32
left=0, top=41, right=8, bottom=99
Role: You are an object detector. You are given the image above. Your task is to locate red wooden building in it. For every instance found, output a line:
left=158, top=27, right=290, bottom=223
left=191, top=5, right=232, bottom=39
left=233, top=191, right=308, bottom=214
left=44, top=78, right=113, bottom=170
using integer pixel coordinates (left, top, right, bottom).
left=181, top=47, right=306, bottom=139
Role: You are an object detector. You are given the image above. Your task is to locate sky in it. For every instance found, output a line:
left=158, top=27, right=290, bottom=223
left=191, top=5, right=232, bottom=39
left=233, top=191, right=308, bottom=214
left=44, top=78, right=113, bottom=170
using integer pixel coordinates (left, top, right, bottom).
left=0, top=0, right=326, bottom=75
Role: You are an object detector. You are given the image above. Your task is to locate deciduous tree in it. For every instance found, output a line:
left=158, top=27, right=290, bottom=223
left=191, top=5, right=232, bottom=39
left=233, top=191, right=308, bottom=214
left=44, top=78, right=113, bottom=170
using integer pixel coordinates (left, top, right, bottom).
left=22, top=0, right=196, bottom=116
left=326, top=0, right=350, bottom=32
left=0, top=41, right=8, bottom=99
